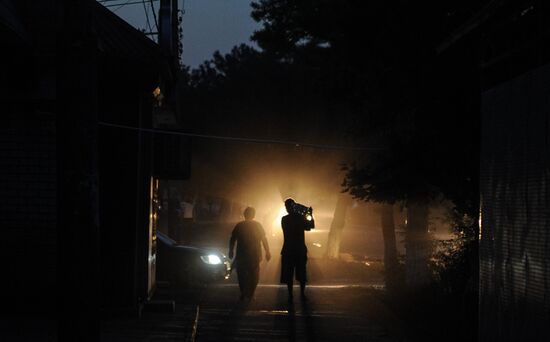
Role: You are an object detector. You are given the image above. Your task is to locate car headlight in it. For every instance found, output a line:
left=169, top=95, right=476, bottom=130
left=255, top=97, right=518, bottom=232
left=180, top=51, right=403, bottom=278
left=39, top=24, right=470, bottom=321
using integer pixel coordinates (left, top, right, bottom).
left=200, top=254, right=222, bottom=265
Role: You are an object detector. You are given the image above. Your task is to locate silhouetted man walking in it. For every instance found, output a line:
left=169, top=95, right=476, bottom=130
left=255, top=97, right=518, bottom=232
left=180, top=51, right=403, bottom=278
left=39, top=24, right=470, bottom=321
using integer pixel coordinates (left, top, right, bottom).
left=229, top=207, right=271, bottom=301
left=280, top=198, right=314, bottom=302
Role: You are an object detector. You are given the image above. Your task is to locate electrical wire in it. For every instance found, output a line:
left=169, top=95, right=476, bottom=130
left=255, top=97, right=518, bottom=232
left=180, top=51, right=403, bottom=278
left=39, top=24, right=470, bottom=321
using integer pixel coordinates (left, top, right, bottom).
left=103, top=0, right=159, bottom=10
left=98, top=0, right=158, bottom=36
left=149, top=0, right=159, bottom=32
left=97, top=121, right=384, bottom=151
left=142, top=0, right=153, bottom=33
left=106, top=0, right=131, bottom=11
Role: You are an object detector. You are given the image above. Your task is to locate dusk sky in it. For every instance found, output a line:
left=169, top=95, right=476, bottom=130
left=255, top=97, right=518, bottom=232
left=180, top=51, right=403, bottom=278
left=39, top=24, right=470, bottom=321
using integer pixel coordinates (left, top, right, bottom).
left=111, top=0, right=260, bottom=68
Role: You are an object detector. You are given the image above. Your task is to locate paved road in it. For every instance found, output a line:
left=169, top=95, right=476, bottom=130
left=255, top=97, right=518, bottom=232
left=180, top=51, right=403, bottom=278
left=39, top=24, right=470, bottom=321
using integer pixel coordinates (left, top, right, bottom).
left=194, top=284, right=407, bottom=342
left=101, top=303, right=198, bottom=342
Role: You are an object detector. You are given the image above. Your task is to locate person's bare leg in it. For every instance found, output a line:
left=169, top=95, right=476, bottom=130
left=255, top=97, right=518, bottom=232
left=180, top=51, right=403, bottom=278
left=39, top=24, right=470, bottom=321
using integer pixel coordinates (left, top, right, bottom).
left=237, top=268, right=246, bottom=301
left=287, top=281, right=293, bottom=302
left=300, top=281, right=307, bottom=300
left=249, top=264, right=260, bottom=301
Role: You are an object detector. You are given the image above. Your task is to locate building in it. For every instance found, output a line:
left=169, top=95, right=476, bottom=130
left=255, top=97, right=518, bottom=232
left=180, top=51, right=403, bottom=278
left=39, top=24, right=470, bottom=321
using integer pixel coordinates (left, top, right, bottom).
left=1, top=1, right=188, bottom=340
left=439, top=1, right=550, bottom=341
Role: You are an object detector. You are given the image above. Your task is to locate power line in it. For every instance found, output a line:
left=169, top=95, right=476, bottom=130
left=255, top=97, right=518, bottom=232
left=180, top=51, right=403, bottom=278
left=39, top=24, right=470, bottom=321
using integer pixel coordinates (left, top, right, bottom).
left=106, top=0, right=131, bottom=11
left=98, top=0, right=159, bottom=36
left=142, top=0, right=153, bottom=33
left=149, top=0, right=159, bottom=32
left=103, top=0, right=159, bottom=9
left=98, top=121, right=384, bottom=151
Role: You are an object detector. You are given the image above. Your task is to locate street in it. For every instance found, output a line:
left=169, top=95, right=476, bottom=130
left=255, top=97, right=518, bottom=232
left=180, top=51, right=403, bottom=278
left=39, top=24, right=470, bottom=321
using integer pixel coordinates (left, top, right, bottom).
left=193, top=283, right=405, bottom=342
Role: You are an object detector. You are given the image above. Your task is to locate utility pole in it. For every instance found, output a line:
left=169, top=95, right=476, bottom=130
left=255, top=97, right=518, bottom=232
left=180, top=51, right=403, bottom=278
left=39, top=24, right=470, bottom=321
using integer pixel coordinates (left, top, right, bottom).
left=159, top=0, right=180, bottom=74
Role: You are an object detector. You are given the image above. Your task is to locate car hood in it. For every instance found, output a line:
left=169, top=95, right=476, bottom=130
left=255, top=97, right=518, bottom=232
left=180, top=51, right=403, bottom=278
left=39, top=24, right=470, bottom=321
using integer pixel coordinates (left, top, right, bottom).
left=157, top=231, right=225, bottom=257
left=172, top=244, right=213, bottom=254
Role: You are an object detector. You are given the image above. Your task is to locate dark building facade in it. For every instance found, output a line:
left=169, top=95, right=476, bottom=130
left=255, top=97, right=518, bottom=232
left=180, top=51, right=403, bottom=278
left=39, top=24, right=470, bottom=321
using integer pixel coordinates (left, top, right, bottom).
left=1, top=1, right=186, bottom=340
left=477, top=2, right=550, bottom=341
left=438, top=1, right=550, bottom=340
left=481, top=61, right=550, bottom=342
left=1, top=0, right=57, bottom=320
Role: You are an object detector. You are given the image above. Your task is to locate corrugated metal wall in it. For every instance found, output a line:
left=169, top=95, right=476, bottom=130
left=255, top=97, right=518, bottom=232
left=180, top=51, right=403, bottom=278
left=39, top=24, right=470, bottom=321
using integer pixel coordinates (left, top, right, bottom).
left=480, top=63, right=550, bottom=342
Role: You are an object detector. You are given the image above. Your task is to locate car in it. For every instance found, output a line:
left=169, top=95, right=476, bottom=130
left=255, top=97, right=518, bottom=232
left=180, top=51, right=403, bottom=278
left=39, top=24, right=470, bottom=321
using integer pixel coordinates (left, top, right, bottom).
left=156, top=231, right=231, bottom=286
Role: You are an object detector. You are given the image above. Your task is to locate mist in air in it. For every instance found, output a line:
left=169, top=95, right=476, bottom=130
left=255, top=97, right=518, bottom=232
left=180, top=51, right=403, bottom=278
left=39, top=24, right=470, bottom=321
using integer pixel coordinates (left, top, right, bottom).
left=176, top=139, right=360, bottom=283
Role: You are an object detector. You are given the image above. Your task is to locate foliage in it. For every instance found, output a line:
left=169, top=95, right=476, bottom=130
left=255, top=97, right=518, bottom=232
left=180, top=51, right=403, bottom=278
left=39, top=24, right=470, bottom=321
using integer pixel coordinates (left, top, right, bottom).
left=249, top=1, right=481, bottom=216
left=182, top=0, right=482, bottom=226
left=431, top=209, right=479, bottom=295
left=432, top=238, right=477, bottom=290
left=381, top=209, right=478, bottom=341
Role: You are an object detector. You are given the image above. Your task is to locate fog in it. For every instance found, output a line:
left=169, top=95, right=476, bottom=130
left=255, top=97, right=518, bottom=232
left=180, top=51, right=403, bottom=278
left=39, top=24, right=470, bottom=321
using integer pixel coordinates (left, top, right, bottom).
left=180, top=139, right=353, bottom=230
left=159, top=136, right=455, bottom=284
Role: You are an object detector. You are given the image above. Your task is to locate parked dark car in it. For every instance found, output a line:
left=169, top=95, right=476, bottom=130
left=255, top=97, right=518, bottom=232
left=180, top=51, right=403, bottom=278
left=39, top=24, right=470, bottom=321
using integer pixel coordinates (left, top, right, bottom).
left=156, top=231, right=231, bottom=286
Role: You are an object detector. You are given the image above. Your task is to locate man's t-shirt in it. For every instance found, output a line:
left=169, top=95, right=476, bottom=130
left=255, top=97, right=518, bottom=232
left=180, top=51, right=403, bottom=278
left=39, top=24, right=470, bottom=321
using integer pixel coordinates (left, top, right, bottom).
left=231, top=220, right=266, bottom=265
left=281, top=213, right=309, bottom=256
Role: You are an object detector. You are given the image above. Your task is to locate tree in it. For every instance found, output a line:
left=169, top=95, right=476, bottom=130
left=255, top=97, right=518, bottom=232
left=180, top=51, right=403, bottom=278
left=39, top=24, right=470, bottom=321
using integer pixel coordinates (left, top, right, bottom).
left=251, top=0, right=481, bottom=289
left=181, top=45, right=360, bottom=256
left=380, top=204, right=400, bottom=290
left=325, top=194, right=351, bottom=259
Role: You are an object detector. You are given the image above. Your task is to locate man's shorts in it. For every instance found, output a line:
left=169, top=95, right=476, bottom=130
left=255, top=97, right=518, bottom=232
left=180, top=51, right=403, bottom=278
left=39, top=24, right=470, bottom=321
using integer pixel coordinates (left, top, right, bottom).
left=280, top=253, right=307, bottom=283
